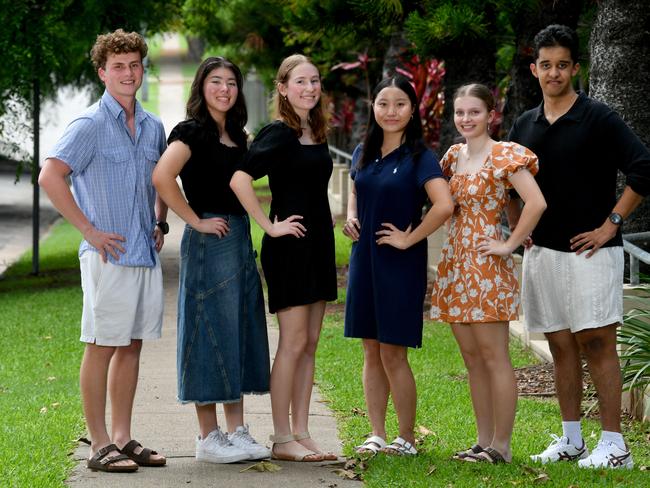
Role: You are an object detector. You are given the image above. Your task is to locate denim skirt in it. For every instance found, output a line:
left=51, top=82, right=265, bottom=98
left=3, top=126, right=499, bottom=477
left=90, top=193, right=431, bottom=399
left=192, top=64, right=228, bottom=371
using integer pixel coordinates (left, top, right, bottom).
left=177, top=214, right=270, bottom=404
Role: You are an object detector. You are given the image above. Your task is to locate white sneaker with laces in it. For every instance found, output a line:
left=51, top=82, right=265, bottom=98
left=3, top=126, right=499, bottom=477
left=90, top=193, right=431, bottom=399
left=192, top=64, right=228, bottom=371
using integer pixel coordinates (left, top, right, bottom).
left=228, top=425, right=271, bottom=460
left=196, top=427, right=249, bottom=464
left=577, top=440, right=633, bottom=470
left=530, top=434, right=589, bottom=464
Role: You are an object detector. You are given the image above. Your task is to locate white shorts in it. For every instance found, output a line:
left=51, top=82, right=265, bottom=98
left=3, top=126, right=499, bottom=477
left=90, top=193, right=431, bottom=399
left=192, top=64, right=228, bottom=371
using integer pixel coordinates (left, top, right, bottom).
left=79, top=251, right=163, bottom=346
left=521, top=245, right=623, bottom=334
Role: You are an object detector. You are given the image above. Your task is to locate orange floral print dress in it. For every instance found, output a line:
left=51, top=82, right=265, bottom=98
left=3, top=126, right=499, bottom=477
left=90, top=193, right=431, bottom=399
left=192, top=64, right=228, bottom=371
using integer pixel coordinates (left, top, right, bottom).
left=431, top=141, right=538, bottom=324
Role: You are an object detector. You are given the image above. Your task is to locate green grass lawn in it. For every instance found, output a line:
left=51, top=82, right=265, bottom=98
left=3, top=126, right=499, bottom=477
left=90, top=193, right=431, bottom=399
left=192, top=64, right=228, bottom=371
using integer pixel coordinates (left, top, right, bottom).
left=316, top=313, right=650, bottom=487
left=140, top=77, right=159, bottom=116
left=0, top=222, right=86, bottom=487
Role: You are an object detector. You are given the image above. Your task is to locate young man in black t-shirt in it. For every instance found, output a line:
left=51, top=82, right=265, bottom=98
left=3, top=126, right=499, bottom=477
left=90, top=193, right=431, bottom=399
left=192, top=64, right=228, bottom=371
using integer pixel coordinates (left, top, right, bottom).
left=509, top=24, right=650, bottom=470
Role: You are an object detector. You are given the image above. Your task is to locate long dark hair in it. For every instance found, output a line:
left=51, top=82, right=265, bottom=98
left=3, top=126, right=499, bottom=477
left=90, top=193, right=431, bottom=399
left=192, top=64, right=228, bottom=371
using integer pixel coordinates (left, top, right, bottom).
left=272, top=54, right=328, bottom=144
left=359, top=75, right=424, bottom=169
left=186, top=56, right=248, bottom=148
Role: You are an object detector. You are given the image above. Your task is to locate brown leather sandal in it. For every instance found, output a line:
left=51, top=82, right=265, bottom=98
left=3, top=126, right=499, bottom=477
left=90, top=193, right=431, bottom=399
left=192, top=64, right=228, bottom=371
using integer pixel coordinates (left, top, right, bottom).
left=120, top=439, right=166, bottom=466
left=453, top=444, right=484, bottom=460
left=87, top=444, right=138, bottom=472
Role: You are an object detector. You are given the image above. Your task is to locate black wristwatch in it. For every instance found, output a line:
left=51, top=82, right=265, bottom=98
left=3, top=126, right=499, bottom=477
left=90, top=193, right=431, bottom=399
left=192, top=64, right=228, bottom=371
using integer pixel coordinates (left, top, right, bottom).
left=608, top=212, right=623, bottom=226
left=156, top=221, right=170, bottom=235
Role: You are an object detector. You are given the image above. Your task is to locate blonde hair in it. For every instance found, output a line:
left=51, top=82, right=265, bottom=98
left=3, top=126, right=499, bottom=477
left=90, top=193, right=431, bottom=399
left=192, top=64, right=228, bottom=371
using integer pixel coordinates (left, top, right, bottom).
left=453, top=83, right=496, bottom=112
left=272, top=54, right=328, bottom=143
left=91, top=29, right=147, bottom=70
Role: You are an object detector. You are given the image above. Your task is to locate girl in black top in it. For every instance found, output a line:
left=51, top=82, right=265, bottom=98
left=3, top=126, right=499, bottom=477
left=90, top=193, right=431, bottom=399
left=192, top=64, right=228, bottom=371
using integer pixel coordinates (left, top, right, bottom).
left=153, top=57, right=270, bottom=464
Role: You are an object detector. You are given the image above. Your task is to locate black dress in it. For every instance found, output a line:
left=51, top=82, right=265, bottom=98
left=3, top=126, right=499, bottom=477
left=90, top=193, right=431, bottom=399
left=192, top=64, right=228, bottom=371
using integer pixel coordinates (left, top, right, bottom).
left=240, top=121, right=337, bottom=313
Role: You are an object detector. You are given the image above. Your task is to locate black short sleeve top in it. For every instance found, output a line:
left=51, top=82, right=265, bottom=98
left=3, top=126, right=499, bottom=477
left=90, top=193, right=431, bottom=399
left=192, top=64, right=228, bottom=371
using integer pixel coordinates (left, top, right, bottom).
left=168, top=119, right=246, bottom=216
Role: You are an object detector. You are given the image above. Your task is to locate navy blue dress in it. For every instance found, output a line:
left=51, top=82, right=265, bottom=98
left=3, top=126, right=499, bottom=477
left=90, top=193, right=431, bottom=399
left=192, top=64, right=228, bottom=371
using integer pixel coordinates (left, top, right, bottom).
left=344, top=144, right=443, bottom=348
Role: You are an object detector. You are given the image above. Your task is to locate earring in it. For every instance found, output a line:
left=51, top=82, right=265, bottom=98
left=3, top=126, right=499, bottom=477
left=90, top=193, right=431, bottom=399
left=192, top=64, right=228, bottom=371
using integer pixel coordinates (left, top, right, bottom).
left=283, top=95, right=288, bottom=101
left=410, top=114, right=414, bottom=120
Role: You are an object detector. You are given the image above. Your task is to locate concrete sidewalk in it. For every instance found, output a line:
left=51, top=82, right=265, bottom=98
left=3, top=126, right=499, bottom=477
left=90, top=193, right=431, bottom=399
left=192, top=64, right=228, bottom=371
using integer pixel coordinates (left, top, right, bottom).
left=61, top=34, right=352, bottom=487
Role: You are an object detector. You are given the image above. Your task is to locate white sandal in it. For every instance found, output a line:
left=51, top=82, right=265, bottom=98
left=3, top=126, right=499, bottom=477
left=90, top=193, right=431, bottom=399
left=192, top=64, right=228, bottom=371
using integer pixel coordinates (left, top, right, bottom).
left=382, top=437, right=417, bottom=456
left=354, top=435, right=386, bottom=456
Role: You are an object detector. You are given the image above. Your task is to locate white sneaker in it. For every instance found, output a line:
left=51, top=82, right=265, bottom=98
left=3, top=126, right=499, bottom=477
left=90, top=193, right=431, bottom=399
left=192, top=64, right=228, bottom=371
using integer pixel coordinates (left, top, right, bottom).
left=578, top=440, right=633, bottom=470
left=196, top=427, right=249, bottom=464
left=228, top=425, right=271, bottom=460
left=530, top=434, right=589, bottom=464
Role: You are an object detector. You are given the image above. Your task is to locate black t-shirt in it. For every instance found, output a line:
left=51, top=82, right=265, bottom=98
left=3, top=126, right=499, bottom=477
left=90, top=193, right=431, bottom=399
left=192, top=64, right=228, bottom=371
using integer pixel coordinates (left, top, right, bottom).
left=168, top=118, right=246, bottom=216
left=508, top=92, right=650, bottom=252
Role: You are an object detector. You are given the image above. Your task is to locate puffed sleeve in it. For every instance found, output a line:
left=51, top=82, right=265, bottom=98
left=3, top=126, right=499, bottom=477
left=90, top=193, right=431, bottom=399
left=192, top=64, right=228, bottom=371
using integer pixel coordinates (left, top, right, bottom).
left=492, top=142, right=539, bottom=186
left=349, top=143, right=363, bottom=180
left=167, top=119, right=202, bottom=150
left=239, top=121, right=295, bottom=179
left=439, top=144, right=460, bottom=179
left=415, top=148, right=444, bottom=187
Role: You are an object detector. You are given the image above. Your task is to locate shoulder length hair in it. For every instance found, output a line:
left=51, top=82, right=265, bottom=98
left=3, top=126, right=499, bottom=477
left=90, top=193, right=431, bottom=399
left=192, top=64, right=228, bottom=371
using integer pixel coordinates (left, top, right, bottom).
left=359, top=75, right=425, bottom=169
left=272, top=54, right=328, bottom=144
left=186, top=56, right=248, bottom=148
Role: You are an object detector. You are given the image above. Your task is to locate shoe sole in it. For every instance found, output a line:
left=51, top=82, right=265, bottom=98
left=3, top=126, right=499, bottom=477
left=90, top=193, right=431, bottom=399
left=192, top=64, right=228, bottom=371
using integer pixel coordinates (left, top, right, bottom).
left=196, top=452, right=249, bottom=464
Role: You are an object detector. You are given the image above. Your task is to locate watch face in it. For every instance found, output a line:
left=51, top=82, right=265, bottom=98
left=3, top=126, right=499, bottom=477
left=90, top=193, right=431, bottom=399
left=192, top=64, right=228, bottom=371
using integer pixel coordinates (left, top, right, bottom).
left=609, top=213, right=623, bottom=225
left=157, top=221, right=169, bottom=234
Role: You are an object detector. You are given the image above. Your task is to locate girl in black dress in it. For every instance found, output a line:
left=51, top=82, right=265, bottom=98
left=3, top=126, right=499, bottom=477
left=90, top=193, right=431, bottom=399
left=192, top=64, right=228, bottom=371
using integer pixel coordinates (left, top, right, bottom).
left=231, top=54, right=337, bottom=462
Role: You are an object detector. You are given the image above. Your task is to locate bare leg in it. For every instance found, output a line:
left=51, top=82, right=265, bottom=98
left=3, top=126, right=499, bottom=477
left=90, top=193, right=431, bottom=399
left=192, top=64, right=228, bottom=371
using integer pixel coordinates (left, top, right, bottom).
left=472, top=322, right=517, bottom=461
left=110, top=340, right=165, bottom=462
left=80, top=343, right=135, bottom=468
left=575, top=324, right=622, bottom=433
left=451, top=323, right=494, bottom=448
left=546, top=329, right=583, bottom=421
left=291, top=301, right=325, bottom=432
left=270, top=305, right=317, bottom=459
left=292, top=302, right=331, bottom=454
left=379, top=343, right=416, bottom=445
left=360, top=339, right=389, bottom=441
left=224, top=400, right=245, bottom=433
left=195, top=403, right=218, bottom=439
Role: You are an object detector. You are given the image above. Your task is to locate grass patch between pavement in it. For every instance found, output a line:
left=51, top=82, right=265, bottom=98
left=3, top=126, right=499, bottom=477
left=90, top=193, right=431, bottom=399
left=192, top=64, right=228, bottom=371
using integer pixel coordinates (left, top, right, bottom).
left=0, top=221, right=86, bottom=487
left=316, top=313, right=650, bottom=487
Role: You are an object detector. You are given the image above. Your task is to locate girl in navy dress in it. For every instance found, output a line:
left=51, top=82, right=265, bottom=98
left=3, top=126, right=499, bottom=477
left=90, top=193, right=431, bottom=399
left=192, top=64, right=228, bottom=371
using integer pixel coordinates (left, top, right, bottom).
left=343, top=75, right=453, bottom=456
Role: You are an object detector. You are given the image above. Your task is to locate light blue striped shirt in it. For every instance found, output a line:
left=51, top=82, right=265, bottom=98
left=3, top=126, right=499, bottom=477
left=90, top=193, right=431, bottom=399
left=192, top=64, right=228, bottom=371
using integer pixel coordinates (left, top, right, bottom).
left=49, top=91, right=166, bottom=267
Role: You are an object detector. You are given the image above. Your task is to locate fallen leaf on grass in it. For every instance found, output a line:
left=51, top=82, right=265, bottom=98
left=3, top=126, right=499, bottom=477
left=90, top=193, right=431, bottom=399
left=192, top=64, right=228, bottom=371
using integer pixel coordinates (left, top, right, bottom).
left=332, top=468, right=361, bottom=480
left=533, top=473, right=550, bottom=483
left=239, top=461, right=281, bottom=473
left=51, top=402, right=60, bottom=408
left=47, top=376, right=56, bottom=381
left=639, top=465, right=649, bottom=471
left=43, top=336, right=52, bottom=340
left=426, top=465, right=436, bottom=476
left=418, top=425, right=434, bottom=436
left=40, top=407, right=47, bottom=414
left=351, top=407, right=366, bottom=417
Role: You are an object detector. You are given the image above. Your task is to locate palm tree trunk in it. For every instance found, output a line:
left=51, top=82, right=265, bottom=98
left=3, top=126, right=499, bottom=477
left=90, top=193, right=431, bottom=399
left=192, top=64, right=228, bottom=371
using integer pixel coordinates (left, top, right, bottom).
left=590, top=0, right=650, bottom=239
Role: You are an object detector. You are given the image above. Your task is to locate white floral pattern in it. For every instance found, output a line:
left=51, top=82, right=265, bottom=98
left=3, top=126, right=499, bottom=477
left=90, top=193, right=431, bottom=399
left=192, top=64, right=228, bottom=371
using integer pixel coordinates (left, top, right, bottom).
left=431, top=141, right=538, bottom=323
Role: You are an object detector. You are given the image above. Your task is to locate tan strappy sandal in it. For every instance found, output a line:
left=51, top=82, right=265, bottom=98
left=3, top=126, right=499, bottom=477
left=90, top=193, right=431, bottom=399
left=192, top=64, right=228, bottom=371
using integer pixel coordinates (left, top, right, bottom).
left=269, top=434, right=324, bottom=462
left=294, top=431, right=338, bottom=461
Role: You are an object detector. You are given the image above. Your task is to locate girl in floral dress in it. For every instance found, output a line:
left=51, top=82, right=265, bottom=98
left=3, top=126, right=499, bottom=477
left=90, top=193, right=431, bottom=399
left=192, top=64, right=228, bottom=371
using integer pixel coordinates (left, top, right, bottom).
left=431, top=83, right=546, bottom=463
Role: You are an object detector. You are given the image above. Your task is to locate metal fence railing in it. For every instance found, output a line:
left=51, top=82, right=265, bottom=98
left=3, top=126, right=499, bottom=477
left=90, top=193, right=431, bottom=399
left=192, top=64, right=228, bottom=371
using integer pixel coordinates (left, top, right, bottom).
left=623, top=232, right=650, bottom=286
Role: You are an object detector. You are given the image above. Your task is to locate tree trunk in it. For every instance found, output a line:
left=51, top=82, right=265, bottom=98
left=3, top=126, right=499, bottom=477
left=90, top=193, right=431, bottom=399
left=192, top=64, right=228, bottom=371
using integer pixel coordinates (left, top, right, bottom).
left=590, top=0, right=650, bottom=266
left=502, top=0, right=583, bottom=134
